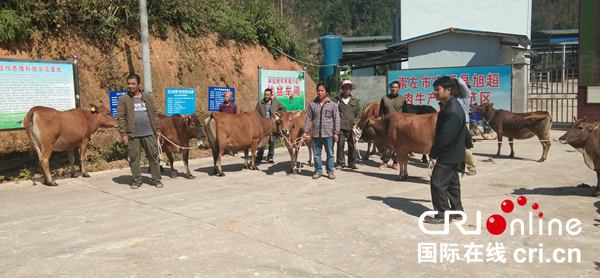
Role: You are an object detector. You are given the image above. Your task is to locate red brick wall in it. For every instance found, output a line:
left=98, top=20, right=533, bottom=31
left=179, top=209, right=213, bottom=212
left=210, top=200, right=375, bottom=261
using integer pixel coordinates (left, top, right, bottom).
left=578, top=86, right=600, bottom=121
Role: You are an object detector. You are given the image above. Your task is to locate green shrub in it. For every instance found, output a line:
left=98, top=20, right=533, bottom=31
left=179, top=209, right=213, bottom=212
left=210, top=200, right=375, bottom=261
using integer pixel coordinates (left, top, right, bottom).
left=0, top=9, right=31, bottom=43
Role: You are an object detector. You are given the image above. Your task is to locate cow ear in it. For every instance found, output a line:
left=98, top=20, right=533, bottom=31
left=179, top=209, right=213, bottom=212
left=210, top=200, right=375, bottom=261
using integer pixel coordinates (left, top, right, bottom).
left=583, top=116, right=589, bottom=122
left=573, top=116, right=578, bottom=122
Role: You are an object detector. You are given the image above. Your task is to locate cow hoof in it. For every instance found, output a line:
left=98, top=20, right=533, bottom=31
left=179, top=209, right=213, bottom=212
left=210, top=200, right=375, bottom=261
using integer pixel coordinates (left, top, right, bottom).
left=537, top=158, right=546, bottom=163
left=71, top=173, right=78, bottom=178
left=184, top=174, right=196, bottom=179
left=592, top=190, right=600, bottom=197
left=82, top=173, right=91, bottom=178
left=45, top=181, right=58, bottom=186
left=252, top=167, right=259, bottom=171
left=216, top=173, right=225, bottom=177
left=397, top=176, right=408, bottom=181
left=508, top=154, right=515, bottom=158
left=170, top=172, right=177, bottom=178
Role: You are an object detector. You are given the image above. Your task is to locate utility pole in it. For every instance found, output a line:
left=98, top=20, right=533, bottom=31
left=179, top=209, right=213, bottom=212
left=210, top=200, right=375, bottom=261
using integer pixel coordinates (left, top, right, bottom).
left=280, top=0, right=283, bottom=17
left=139, top=0, right=153, bottom=93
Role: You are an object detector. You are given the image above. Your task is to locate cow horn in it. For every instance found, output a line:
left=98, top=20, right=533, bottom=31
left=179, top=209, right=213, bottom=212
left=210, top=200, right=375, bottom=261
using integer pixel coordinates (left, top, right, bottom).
left=294, top=111, right=301, bottom=118
left=90, top=106, right=96, bottom=112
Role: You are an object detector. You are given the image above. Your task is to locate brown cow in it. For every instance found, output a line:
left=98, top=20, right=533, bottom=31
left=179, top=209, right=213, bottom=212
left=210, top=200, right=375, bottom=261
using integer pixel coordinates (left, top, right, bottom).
left=476, top=103, right=552, bottom=162
left=357, top=102, right=380, bottom=160
left=158, top=114, right=206, bottom=179
left=275, top=111, right=312, bottom=174
left=362, top=112, right=437, bottom=180
left=203, top=111, right=277, bottom=176
left=559, top=117, right=600, bottom=197
left=24, top=104, right=117, bottom=186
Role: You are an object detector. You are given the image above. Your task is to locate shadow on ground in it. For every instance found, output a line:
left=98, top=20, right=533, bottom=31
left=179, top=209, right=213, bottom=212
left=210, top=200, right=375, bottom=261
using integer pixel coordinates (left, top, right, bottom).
left=472, top=152, right=537, bottom=162
left=367, top=196, right=431, bottom=218
left=352, top=169, right=430, bottom=184
left=512, top=185, right=597, bottom=197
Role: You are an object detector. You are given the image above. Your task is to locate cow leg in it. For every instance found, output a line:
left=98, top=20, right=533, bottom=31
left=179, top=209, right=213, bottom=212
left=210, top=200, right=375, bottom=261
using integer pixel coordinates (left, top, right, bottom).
left=216, top=147, right=225, bottom=176
left=508, top=137, right=515, bottom=158
left=307, top=142, right=313, bottom=167
left=396, top=152, right=408, bottom=181
left=243, top=149, right=249, bottom=169
left=250, top=143, right=259, bottom=170
left=67, top=149, right=77, bottom=178
left=593, top=171, right=600, bottom=197
left=79, top=140, right=91, bottom=178
left=495, top=134, right=503, bottom=157
left=166, top=149, right=177, bottom=178
left=292, top=148, right=300, bottom=175
left=182, top=149, right=195, bottom=179
left=538, top=136, right=551, bottom=163
left=40, top=148, right=57, bottom=186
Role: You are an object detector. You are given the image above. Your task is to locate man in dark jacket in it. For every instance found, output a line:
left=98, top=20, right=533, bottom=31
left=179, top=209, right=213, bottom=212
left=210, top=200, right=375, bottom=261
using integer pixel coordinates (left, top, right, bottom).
left=336, top=80, right=361, bottom=170
left=378, top=81, right=406, bottom=170
left=425, top=76, right=467, bottom=224
left=117, top=73, right=163, bottom=189
left=255, top=88, right=286, bottom=163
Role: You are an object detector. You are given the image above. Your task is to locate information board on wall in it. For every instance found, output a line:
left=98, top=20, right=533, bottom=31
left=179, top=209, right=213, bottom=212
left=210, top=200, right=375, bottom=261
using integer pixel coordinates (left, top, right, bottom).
left=387, top=65, right=512, bottom=111
left=0, top=59, right=76, bottom=129
left=208, top=87, right=235, bottom=112
left=109, top=90, right=128, bottom=118
left=165, top=88, right=196, bottom=116
left=259, top=69, right=306, bottom=111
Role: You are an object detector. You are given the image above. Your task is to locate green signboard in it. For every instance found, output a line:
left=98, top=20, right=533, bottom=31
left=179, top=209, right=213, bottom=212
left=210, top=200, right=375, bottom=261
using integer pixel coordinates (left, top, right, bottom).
left=259, top=69, right=306, bottom=111
left=579, top=0, right=600, bottom=86
left=0, top=59, right=77, bottom=130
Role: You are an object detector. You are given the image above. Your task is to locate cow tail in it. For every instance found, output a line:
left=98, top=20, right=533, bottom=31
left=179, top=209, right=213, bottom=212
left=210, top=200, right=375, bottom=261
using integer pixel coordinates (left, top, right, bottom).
left=24, top=109, right=42, bottom=155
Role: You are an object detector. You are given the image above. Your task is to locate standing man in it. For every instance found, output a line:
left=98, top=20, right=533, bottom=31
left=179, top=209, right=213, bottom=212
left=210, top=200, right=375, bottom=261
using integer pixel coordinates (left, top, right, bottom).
left=424, top=76, right=467, bottom=224
left=336, top=80, right=361, bottom=170
left=117, top=73, right=163, bottom=189
left=303, top=82, right=340, bottom=180
left=218, top=91, right=237, bottom=114
left=454, top=77, right=477, bottom=176
left=255, top=88, right=286, bottom=164
left=378, top=81, right=406, bottom=170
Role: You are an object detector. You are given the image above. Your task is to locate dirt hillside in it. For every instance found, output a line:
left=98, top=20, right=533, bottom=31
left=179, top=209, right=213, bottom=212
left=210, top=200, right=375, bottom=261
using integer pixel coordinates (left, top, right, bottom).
left=0, top=31, right=316, bottom=176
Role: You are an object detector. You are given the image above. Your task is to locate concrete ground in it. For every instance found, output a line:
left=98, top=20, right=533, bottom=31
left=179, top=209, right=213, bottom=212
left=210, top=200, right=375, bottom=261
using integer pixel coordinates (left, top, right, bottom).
left=0, top=130, right=599, bottom=277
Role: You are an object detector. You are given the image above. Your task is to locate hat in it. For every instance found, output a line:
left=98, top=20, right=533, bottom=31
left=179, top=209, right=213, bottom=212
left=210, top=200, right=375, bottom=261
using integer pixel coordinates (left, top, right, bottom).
left=341, top=79, right=356, bottom=89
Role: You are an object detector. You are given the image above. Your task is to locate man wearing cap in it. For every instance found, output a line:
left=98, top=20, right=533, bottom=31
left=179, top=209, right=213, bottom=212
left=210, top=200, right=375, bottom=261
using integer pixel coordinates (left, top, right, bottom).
left=336, top=80, right=361, bottom=170
left=218, top=91, right=237, bottom=114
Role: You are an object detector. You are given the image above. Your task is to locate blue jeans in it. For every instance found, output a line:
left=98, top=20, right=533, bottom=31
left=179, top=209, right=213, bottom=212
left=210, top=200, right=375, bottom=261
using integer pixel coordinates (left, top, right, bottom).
left=312, top=137, right=335, bottom=174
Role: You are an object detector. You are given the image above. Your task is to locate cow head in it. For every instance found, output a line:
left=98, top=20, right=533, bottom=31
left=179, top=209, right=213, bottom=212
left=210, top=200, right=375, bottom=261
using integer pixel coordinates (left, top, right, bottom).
left=90, top=104, right=118, bottom=128
left=183, top=114, right=207, bottom=142
left=559, top=117, right=596, bottom=148
left=360, top=118, right=378, bottom=143
left=275, top=111, right=300, bottom=137
left=473, top=103, right=495, bottom=120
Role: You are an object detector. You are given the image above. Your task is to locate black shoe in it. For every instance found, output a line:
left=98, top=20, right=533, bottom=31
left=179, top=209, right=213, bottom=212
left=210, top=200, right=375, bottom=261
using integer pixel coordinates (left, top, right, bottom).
left=450, top=214, right=464, bottom=221
left=423, top=216, right=446, bottom=224
left=130, top=183, right=141, bottom=189
left=152, top=179, right=164, bottom=188
left=267, top=158, right=274, bottom=163
left=348, top=164, right=358, bottom=170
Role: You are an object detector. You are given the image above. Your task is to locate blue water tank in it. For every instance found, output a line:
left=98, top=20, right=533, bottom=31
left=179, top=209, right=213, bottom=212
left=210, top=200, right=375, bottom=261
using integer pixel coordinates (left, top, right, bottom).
left=319, top=35, right=343, bottom=86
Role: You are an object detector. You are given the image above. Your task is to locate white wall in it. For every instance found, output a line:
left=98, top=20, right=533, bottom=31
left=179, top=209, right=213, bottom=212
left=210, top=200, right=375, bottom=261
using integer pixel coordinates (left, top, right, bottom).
left=407, top=33, right=501, bottom=69
left=400, top=0, right=532, bottom=40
